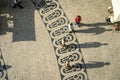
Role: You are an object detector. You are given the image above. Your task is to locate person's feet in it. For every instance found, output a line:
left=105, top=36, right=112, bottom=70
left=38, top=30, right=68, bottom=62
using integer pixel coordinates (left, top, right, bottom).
left=11, top=3, right=16, bottom=8
left=12, top=5, right=17, bottom=8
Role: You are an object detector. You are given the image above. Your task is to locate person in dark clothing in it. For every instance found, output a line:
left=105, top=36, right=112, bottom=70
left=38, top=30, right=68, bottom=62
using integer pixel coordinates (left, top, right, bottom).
left=10, top=0, right=24, bottom=9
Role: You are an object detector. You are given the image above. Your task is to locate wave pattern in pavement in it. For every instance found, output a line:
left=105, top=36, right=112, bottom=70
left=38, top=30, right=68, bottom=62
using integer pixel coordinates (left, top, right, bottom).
left=0, top=49, right=8, bottom=80
left=32, top=0, right=88, bottom=80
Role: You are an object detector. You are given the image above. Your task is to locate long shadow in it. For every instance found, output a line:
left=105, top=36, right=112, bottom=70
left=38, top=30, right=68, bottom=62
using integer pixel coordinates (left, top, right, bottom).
left=68, top=61, right=110, bottom=71
left=80, top=42, right=108, bottom=48
left=0, top=0, right=36, bottom=42
left=80, top=22, right=111, bottom=27
left=75, top=26, right=112, bottom=35
left=64, top=42, right=108, bottom=51
left=82, top=61, right=110, bottom=69
left=75, top=22, right=112, bottom=35
left=0, top=65, right=12, bottom=71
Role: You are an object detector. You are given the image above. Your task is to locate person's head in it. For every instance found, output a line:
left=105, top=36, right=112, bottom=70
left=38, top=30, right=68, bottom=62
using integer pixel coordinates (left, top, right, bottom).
left=78, top=15, right=81, bottom=18
left=108, top=6, right=113, bottom=13
left=70, top=23, right=73, bottom=25
left=108, top=6, right=111, bottom=9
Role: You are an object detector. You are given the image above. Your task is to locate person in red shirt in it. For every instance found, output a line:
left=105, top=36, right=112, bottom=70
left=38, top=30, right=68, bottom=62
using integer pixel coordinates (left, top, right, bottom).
left=75, top=15, right=82, bottom=27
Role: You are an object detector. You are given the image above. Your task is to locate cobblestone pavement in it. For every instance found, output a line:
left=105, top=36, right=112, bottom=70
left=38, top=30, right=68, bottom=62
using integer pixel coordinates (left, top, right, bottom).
left=59, top=0, right=120, bottom=80
left=0, top=0, right=120, bottom=80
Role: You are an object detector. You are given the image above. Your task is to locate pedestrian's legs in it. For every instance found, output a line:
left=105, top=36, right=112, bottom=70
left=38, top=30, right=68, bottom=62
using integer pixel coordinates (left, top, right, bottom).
left=61, top=38, right=66, bottom=47
left=10, top=0, right=16, bottom=8
left=76, top=22, right=81, bottom=27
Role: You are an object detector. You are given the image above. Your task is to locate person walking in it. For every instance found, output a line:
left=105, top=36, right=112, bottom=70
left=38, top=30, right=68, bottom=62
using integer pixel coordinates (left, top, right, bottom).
left=65, top=61, right=71, bottom=70
left=61, top=37, right=66, bottom=47
left=10, top=0, right=24, bottom=9
left=75, top=15, right=82, bottom=27
left=68, top=23, right=74, bottom=33
left=10, top=0, right=16, bottom=8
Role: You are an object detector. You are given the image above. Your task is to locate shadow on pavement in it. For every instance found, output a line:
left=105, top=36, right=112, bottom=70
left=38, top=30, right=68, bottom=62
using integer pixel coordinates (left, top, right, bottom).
left=0, top=0, right=36, bottom=42
left=75, top=22, right=112, bottom=35
left=80, top=22, right=111, bottom=27
left=0, top=65, right=12, bottom=71
left=0, top=48, right=10, bottom=80
left=80, top=42, right=108, bottom=48
left=83, top=61, right=110, bottom=69
left=65, top=42, right=108, bottom=50
left=75, top=27, right=112, bottom=35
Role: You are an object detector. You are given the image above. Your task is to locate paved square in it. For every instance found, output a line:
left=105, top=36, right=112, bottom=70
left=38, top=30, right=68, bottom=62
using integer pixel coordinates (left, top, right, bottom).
left=0, top=0, right=120, bottom=80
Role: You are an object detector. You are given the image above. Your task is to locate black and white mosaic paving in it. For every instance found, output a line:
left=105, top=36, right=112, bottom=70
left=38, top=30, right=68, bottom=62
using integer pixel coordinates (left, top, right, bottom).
left=0, top=49, right=8, bottom=80
left=32, top=0, right=88, bottom=80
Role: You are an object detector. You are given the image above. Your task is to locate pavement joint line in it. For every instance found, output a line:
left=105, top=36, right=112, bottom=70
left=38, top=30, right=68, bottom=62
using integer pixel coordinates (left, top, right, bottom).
left=32, top=0, right=89, bottom=80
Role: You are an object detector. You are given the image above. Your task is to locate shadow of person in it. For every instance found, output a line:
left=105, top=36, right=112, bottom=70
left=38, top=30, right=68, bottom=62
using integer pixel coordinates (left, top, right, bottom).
left=80, top=42, right=108, bottom=48
left=0, top=65, right=12, bottom=71
left=75, top=26, right=112, bottom=35
left=83, top=61, right=110, bottom=69
left=75, top=22, right=112, bottom=35
left=64, top=42, right=108, bottom=50
left=0, top=65, right=11, bottom=79
left=80, top=22, right=112, bottom=27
